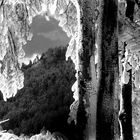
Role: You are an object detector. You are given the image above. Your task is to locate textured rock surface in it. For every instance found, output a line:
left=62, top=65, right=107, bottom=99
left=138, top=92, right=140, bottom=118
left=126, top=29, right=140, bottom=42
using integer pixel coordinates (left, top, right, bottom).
left=119, top=1, right=140, bottom=139
left=2, top=0, right=140, bottom=139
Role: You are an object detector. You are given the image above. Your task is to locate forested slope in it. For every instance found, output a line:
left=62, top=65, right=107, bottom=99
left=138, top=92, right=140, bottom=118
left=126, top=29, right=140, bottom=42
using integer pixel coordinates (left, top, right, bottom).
left=0, top=46, right=78, bottom=139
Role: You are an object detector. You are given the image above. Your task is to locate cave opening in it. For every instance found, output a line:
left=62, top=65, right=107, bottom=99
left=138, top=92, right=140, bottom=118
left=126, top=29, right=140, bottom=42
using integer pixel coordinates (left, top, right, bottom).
left=0, top=0, right=82, bottom=140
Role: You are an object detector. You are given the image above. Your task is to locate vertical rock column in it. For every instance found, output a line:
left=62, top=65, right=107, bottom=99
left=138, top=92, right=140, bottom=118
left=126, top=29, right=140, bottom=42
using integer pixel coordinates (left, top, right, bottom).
left=96, top=0, right=119, bottom=140
left=76, top=0, right=96, bottom=140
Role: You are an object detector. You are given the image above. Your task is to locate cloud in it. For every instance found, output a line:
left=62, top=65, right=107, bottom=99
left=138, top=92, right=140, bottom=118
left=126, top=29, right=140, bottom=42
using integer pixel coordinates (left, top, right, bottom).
left=37, top=30, right=69, bottom=43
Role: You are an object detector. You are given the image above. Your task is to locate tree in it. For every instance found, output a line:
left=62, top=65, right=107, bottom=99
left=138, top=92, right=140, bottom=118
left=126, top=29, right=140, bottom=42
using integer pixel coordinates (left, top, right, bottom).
left=0, top=46, right=78, bottom=139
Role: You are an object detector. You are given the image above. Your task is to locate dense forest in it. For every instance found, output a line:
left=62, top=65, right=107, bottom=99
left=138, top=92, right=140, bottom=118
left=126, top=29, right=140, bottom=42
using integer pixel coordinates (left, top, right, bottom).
left=0, top=46, right=79, bottom=140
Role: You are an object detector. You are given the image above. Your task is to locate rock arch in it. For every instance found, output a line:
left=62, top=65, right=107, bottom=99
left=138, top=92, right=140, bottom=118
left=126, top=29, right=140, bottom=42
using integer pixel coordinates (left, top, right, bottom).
left=0, top=0, right=81, bottom=103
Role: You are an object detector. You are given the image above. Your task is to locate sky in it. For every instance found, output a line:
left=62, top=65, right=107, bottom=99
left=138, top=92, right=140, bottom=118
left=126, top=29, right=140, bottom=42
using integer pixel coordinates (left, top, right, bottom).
left=20, top=15, right=70, bottom=64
